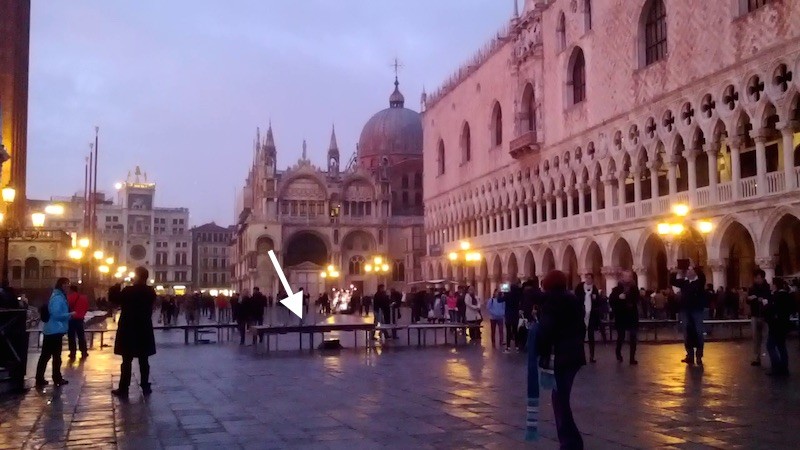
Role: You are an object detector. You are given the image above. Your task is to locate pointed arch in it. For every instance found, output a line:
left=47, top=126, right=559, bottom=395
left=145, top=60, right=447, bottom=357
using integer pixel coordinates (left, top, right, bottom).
left=491, top=101, right=503, bottom=147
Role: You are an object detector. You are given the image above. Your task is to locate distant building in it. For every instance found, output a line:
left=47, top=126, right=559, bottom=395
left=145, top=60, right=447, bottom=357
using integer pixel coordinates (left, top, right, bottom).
left=191, top=222, right=234, bottom=295
left=30, top=167, right=193, bottom=295
left=231, top=77, right=426, bottom=299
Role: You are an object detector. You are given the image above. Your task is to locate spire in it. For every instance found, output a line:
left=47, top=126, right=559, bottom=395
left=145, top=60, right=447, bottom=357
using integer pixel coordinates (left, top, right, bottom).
left=513, top=0, right=519, bottom=18
left=389, top=57, right=405, bottom=108
left=329, top=124, right=338, bottom=151
left=302, top=139, right=307, bottom=160
left=265, top=121, right=275, bottom=149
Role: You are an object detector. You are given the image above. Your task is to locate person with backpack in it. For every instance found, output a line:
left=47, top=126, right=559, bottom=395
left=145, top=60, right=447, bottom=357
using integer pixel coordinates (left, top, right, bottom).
left=35, top=277, right=73, bottom=388
left=487, top=289, right=505, bottom=348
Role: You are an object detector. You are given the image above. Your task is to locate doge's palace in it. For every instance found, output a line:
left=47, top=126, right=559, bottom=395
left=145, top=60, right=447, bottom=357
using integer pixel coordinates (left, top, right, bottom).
left=423, top=0, right=800, bottom=299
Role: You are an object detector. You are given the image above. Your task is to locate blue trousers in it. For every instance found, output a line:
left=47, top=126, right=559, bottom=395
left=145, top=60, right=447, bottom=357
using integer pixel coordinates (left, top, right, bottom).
left=683, top=310, right=704, bottom=359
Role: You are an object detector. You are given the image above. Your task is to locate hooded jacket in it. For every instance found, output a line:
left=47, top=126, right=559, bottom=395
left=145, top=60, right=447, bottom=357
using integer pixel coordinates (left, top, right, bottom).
left=43, top=289, right=71, bottom=335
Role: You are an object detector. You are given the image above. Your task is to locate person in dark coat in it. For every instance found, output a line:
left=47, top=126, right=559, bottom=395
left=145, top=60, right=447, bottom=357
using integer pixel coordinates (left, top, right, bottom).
left=670, top=265, right=707, bottom=366
left=252, top=287, right=267, bottom=326
left=236, top=290, right=254, bottom=345
left=500, top=282, right=521, bottom=352
left=537, top=270, right=586, bottom=450
left=747, top=269, right=771, bottom=366
left=609, top=269, right=640, bottom=365
left=764, top=278, right=794, bottom=376
left=574, top=273, right=602, bottom=363
left=112, top=267, right=156, bottom=397
left=373, top=284, right=391, bottom=339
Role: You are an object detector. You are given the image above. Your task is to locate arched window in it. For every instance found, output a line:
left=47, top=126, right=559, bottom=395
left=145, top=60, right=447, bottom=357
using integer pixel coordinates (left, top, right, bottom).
left=642, top=0, right=667, bottom=66
left=747, top=0, right=770, bottom=13
left=393, top=261, right=405, bottom=282
left=521, top=83, right=536, bottom=132
left=437, top=140, right=446, bottom=175
left=349, top=255, right=365, bottom=275
left=461, top=123, right=472, bottom=163
left=491, top=102, right=503, bottom=147
left=584, top=0, right=592, bottom=31
left=567, top=47, right=586, bottom=104
left=557, top=11, right=566, bottom=51
left=24, top=257, right=40, bottom=279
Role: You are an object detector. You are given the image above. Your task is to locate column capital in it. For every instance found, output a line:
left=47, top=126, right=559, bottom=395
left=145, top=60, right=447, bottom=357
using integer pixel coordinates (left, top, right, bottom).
left=684, top=148, right=699, bottom=161
left=779, top=120, right=800, bottom=135
left=602, top=175, right=616, bottom=184
left=632, top=265, right=648, bottom=275
left=707, top=259, right=726, bottom=272
left=756, top=257, right=776, bottom=270
left=703, top=142, right=720, bottom=156
left=588, top=179, right=599, bottom=188
left=601, top=266, right=619, bottom=277
left=646, top=161, right=659, bottom=171
left=749, top=129, right=768, bottom=143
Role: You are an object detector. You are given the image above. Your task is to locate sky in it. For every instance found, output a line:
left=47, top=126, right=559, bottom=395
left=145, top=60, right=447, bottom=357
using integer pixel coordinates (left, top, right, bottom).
left=27, top=0, right=513, bottom=225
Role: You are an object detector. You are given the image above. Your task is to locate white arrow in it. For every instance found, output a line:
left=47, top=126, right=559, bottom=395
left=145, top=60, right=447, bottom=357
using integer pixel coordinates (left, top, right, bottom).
left=268, top=250, right=303, bottom=320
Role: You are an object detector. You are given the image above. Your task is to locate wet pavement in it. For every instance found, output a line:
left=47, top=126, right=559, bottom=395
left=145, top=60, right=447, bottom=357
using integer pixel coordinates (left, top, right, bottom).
left=2, top=326, right=799, bottom=449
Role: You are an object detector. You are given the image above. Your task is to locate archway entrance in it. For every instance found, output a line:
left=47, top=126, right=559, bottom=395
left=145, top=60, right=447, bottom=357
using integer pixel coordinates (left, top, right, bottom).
left=562, top=246, right=579, bottom=288
left=542, top=248, right=555, bottom=274
left=284, top=231, right=328, bottom=299
left=720, top=222, right=755, bottom=289
left=641, top=234, right=668, bottom=290
left=768, top=214, right=800, bottom=278
left=255, top=236, right=276, bottom=294
left=585, top=241, right=604, bottom=288
left=523, top=249, right=537, bottom=284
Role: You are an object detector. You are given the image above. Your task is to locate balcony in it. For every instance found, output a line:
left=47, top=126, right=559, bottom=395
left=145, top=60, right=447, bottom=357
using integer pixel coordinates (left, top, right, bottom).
left=509, top=131, right=541, bottom=159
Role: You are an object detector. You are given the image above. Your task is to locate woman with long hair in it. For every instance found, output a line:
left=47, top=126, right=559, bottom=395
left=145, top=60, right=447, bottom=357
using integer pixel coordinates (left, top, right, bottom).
left=35, top=277, right=73, bottom=388
left=537, top=270, right=586, bottom=449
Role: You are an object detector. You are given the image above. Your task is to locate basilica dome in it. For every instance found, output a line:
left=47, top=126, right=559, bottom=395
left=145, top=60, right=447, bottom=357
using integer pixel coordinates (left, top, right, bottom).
left=358, top=79, right=423, bottom=162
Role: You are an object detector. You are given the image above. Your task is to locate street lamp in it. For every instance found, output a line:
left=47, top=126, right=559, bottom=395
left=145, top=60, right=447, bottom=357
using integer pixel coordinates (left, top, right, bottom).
left=30, top=213, right=46, bottom=228
left=657, top=204, right=713, bottom=267
left=93, top=250, right=104, bottom=261
left=447, top=240, right=482, bottom=285
left=2, top=187, right=15, bottom=203
left=78, top=237, right=90, bottom=249
left=44, top=204, right=65, bottom=215
left=364, top=255, right=390, bottom=275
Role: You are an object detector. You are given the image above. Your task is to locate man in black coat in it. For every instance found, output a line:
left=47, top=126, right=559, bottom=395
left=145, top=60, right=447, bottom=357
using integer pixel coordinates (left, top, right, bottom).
left=609, top=269, right=640, bottom=365
left=500, top=282, right=522, bottom=352
left=112, top=267, right=156, bottom=397
left=373, top=284, right=391, bottom=339
left=574, top=273, right=602, bottom=363
left=252, top=287, right=267, bottom=326
left=747, top=269, right=771, bottom=367
left=671, top=265, right=707, bottom=366
left=234, top=290, right=253, bottom=345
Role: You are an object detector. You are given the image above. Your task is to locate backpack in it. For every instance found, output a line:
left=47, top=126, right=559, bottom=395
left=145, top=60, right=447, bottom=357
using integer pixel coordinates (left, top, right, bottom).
left=39, top=303, right=50, bottom=323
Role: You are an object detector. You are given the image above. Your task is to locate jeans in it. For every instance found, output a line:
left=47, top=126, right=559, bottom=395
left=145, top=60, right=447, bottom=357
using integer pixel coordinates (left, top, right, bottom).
left=67, top=319, right=88, bottom=356
left=36, top=333, right=64, bottom=383
left=489, top=319, right=504, bottom=347
left=448, top=310, right=458, bottom=323
left=553, top=367, right=583, bottom=450
left=586, top=321, right=606, bottom=360
left=752, top=317, right=766, bottom=361
left=766, top=330, right=789, bottom=373
left=119, top=355, right=150, bottom=391
left=505, top=320, right=517, bottom=349
left=684, top=310, right=705, bottom=360
left=615, top=326, right=638, bottom=361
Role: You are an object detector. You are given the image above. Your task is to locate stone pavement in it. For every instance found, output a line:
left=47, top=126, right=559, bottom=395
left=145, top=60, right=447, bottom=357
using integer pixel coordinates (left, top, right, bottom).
left=1, top=334, right=799, bottom=449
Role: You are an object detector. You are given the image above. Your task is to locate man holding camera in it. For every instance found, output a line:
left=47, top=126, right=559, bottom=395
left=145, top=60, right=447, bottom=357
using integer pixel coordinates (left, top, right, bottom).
left=670, top=263, right=707, bottom=366
left=747, top=269, right=771, bottom=367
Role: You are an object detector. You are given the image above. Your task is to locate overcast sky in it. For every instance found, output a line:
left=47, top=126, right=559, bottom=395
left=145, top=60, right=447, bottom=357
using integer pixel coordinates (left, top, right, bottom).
left=28, top=0, right=513, bottom=225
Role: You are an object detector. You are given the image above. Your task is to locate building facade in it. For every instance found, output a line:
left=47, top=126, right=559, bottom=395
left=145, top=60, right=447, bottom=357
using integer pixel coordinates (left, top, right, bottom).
left=232, top=78, right=425, bottom=299
left=423, top=0, right=800, bottom=298
left=37, top=168, right=193, bottom=294
left=191, top=222, right=233, bottom=295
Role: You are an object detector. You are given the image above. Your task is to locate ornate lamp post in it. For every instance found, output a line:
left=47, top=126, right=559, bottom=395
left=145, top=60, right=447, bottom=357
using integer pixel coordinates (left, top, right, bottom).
left=656, top=203, right=713, bottom=271
left=447, top=240, right=482, bottom=287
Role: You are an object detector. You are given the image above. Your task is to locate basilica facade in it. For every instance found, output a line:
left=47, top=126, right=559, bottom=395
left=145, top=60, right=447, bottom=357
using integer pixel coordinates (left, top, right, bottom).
left=423, top=0, right=800, bottom=299
left=232, top=79, right=425, bottom=299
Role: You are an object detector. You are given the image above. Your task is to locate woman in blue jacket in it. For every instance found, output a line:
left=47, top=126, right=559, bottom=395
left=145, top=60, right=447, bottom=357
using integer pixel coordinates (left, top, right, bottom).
left=35, top=277, right=73, bottom=387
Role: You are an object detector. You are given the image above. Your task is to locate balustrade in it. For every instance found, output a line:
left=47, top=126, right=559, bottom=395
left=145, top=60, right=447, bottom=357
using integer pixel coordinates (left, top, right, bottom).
left=696, top=187, right=710, bottom=207
left=766, top=171, right=784, bottom=194
left=740, top=176, right=758, bottom=198
left=717, top=182, right=732, bottom=202
left=624, top=204, right=636, bottom=219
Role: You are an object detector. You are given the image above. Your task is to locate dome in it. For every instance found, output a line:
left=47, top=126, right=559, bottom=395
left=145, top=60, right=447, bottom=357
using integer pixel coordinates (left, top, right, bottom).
left=358, top=78, right=423, bottom=161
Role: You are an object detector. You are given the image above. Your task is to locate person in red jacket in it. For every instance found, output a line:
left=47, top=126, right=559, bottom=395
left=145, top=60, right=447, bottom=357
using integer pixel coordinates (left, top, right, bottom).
left=67, top=284, right=89, bottom=359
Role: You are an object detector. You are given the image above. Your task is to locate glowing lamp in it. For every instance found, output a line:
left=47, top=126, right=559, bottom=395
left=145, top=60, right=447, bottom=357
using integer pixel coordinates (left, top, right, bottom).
left=381, top=264, right=390, bottom=272
left=31, top=212, right=46, bottom=228
left=93, top=250, right=104, bottom=260
left=697, top=221, right=713, bottom=234
left=374, top=256, right=383, bottom=265
left=448, top=252, right=458, bottom=261
left=105, top=256, right=114, bottom=264
left=69, top=248, right=84, bottom=260
left=98, top=265, right=110, bottom=274
left=670, top=223, right=685, bottom=235
left=78, top=237, right=90, bottom=248
left=365, top=264, right=373, bottom=273
left=459, top=241, right=470, bottom=251
left=2, top=187, right=16, bottom=203
left=117, top=265, right=127, bottom=273
left=331, top=271, right=340, bottom=278
left=657, top=223, right=671, bottom=235
left=327, top=264, right=334, bottom=272
left=0, top=212, right=4, bottom=224
left=672, top=203, right=690, bottom=217
left=320, top=271, right=327, bottom=278
left=114, top=182, right=123, bottom=190
left=128, top=271, right=135, bottom=278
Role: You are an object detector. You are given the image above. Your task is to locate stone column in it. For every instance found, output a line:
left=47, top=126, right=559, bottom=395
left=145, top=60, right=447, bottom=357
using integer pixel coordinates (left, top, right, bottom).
left=648, top=161, right=659, bottom=201
left=536, top=198, right=544, bottom=223
left=753, top=132, right=768, bottom=196
left=566, top=188, right=575, bottom=217
left=589, top=180, right=598, bottom=212
left=633, top=265, right=649, bottom=291
left=617, top=173, right=627, bottom=208
left=757, top=258, right=776, bottom=283
left=512, top=207, right=519, bottom=228
left=601, top=266, right=619, bottom=295
left=632, top=168, right=642, bottom=214
left=603, top=176, right=614, bottom=221
left=577, top=183, right=586, bottom=215
left=731, top=138, right=742, bottom=199
left=781, top=125, right=796, bottom=190
left=527, top=203, right=534, bottom=225
left=704, top=142, right=719, bottom=202
left=708, top=259, right=727, bottom=290
left=686, top=149, right=698, bottom=205
left=667, top=159, right=677, bottom=198
left=555, top=190, right=564, bottom=219
left=547, top=194, right=555, bottom=222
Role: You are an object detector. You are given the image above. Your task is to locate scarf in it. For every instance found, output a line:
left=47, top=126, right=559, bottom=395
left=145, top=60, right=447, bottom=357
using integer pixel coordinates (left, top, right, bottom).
left=525, top=321, right=539, bottom=441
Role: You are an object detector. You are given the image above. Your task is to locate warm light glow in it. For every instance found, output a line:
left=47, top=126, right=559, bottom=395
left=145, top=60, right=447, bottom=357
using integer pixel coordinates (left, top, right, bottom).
left=105, top=256, right=114, bottom=264
left=44, top=204, right=65, bottom=215
left=374, top=256, right=383, bottom=265
left=459, top=241, right=470, bottom=251
left=697, top=220, right=713, bottom=234
left=448, top=252, right=458, bottom=261
left=68, top=248, right=84, bottom=260
left=672, top=203, right=690, bottom=217
left=31, top=212, right=46, bottom=228
left=330, top=271, right=340, bottom=278
left=128, top=271, right=135, bottom=278
left=93, top=250, right=104, bottom=260
left=0, top=212, right=4, bottom=224
left=657, top=223, right=671, bottom=235
left=2, top=187, right=16, bottom=203
left=320, top=271, right=327, bottom=278
left=114, top=182, right=123, bottom=190
left=98, top=265, right=110, bottom=274
left=78, top=237, right=90, bottom=248
left=116, top=265, right=127, bottom=273
left=381, top=263, right=390, bottom=272
left=670, top=223, right=685, bottom=235
left=465, top=252, right=482, bottom=262
left=327, top=264, right=334, bottom=272
left=365, top=264, right=373, bottom=273
left=114, top=273, right=123, bottom=279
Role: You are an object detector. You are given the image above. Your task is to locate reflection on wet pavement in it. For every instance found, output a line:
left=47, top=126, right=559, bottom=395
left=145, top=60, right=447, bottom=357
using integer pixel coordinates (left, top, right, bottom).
left=1, top=338, right=798, bottom=449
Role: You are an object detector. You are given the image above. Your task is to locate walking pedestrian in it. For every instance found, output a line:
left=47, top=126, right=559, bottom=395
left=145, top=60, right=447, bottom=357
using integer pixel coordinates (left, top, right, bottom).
left=112, top=267, right=157, bottom=397
left=748, top=269, right=771, bottom=366
left=235, top=290, right=254, bottom=345
left=610, top=269, right=640, bottom=365
left=574, top=273, right=601, bottom=363
left=487, top=289, right=505, bottom=348
left=253, top=287, right=267, bottom=326
left=670, top=265, right=707, bottom=366
left=66, top=284, right=89, bottom=360
left=35, top=277, right=73, bottom=388
left=537, top=270, right=586, bottom=450
left=501, top=283, right=520, bottom=352
left=765, top=278, right=793, bottom=376
left=464, top=286, right=482, bottom=340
